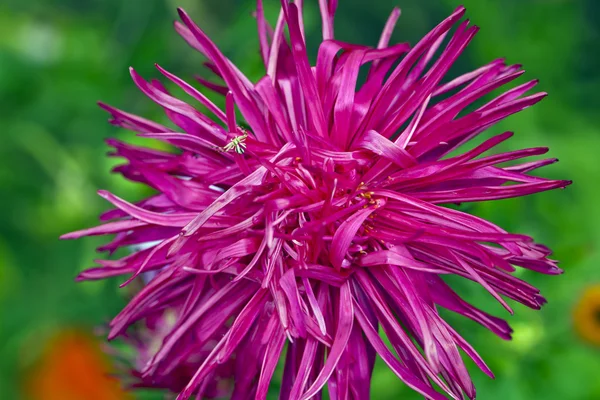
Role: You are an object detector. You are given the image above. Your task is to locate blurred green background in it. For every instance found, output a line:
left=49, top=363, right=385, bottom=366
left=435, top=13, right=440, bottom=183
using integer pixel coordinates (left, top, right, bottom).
left=1, top=0, right=599, bottom=398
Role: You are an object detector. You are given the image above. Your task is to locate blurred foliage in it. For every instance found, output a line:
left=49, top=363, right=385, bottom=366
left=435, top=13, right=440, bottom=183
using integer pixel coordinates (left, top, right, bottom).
left=1, top=0, right=599, bottom=399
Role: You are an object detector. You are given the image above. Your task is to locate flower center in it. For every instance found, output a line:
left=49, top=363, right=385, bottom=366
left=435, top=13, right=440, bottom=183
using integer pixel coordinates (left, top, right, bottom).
left=594, top=308, right=600, bottom=325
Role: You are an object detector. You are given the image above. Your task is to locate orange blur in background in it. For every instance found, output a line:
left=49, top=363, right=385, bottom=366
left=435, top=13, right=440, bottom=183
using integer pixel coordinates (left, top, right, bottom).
left=24, top=330, right=132, bottom=400
left=574, top=285, right=600, bottom=347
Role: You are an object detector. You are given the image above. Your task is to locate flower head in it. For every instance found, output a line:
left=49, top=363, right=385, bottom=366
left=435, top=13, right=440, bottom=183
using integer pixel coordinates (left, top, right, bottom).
left=63, top=1, right=570, bottom=399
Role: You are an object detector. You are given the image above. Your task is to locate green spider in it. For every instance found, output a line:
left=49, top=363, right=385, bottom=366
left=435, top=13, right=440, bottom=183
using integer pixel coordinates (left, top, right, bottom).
left=220, top=133, right=248, bottom=154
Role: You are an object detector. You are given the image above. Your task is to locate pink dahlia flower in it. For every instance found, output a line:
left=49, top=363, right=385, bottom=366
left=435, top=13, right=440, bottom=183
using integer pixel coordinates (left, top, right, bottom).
left=63, top=1, right=570, bottom=399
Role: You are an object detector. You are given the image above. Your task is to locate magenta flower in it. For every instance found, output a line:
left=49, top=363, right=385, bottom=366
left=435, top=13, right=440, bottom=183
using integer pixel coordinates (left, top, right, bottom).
left=63, top=1, right=570, bottom=399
